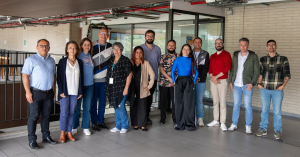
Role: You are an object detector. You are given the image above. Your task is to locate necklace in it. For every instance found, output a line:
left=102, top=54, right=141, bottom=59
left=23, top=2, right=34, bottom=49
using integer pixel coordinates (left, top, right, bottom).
left=68, top=57, right=76, bottom=64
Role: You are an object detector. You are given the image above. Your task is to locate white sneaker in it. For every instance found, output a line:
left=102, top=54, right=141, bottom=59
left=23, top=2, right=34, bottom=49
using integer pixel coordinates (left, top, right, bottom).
left=246, top=126, right=252, bottom=134
left=220, top=123, right=227, bottom=131
left=72, top=129, right=77, bottom=135
left=120, top=128, right=128, bottom=134
left=110, top=127, right=120, bottom=133
left=83, top=129, right=91, bottom=136
left=197, top=118, right=204, bottom=127
left=207, top=120, right=220, bottom=127
left=228, top=124, right=237, bottom=131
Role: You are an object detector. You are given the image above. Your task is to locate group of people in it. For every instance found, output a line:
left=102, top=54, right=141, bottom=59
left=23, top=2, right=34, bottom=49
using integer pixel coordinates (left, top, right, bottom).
left=21, top=27, right=290, bottom=150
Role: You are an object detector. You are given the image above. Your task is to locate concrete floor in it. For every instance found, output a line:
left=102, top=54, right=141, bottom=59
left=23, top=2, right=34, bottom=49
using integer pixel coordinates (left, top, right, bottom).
left=0, top=105, right=299, bottom=157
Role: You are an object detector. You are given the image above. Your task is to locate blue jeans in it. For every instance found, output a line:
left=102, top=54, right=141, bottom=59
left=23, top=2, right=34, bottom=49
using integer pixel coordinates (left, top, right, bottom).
left=232, top=85, right=253, bottom=127
left=195, top=82, right=206, bottom=119
left=114, top=89, right=129, bottom=130
left=91, top=82, right=106, bottom=124
left=73, top=85, right=94, bottom=129
left=60, top=95, right=78, bottom=132
left=259, top=89, right=284, bottom=132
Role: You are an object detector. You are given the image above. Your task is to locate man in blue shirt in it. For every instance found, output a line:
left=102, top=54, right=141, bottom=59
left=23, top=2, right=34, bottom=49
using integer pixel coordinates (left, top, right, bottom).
left=140, top=30, right=161, bottom=124
left=22, top=39, right=57, bottom=149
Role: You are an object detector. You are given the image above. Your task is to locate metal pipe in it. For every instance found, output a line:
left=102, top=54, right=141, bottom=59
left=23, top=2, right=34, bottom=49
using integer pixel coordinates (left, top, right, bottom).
left=191, top=1, right=207, bottom=5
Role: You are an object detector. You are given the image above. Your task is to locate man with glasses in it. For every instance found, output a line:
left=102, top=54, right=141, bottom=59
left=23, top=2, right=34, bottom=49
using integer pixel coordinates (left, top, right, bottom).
left=255, top=40, right=291, bottom=141
left=228, top=38, right=260, bottom=134
left=140, top=30, right=161, bottom=124
left=90, top=26, right=113, bottom=131
left=207, top=38, right=232, bottom=131
left=22, top=39, right=57, bottom=149
left=193, top=37, right=210, bottom=127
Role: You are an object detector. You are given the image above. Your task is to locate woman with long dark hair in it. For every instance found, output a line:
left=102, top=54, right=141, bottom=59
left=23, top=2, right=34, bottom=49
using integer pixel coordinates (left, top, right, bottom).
left=130, top=46, right=155, bottom=131
left=171, top=44, right=198, bottom=131
left=72, top=38, right=94, bottom=136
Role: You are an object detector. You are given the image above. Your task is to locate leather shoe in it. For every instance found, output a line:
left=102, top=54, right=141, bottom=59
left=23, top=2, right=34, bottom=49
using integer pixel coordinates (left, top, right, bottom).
left=98, top=122, right=108, bottom=129
left=43, top=136, right=57, bottom=145
left=67, top=132, right=76, bottom=141
left=29, top=141, right=39, bottom=149
left=60, top=131, right=66, bottom=143
left=92, top=124, right=101, bottom=131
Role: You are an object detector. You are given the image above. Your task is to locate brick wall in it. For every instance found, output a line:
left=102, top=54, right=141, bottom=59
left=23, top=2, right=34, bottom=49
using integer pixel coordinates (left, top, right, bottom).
left=224, top=1, right=300, bottom=115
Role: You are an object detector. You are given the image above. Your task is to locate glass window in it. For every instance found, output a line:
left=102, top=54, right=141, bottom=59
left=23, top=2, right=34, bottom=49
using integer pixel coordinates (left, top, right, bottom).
left=109, top=25, right=132, bottom=58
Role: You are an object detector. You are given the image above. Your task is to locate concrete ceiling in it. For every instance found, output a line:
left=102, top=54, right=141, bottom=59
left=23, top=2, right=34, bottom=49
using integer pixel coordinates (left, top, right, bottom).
left=0, top=0, right=166, bottom=18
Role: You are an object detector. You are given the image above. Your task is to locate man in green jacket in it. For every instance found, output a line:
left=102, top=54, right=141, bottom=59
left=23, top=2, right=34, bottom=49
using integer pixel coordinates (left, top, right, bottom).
left=228, top=38, right=260, bottom=134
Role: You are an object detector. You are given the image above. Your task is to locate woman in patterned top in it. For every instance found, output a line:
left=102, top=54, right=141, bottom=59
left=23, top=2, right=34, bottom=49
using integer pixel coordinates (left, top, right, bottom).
left=106, top=42, right=133, bottom=134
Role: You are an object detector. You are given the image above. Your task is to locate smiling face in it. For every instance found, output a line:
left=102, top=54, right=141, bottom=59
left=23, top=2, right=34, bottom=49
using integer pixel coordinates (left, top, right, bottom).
left=82, top=40, right=91, bottom=53
left=135, top=48, right=143, bottom=60
left=193, top=38, right=202, bottom=50
left=215, top=39, right=224, bottom=51
left=36, top=40, right=50, bottom=57
left=266, top=41, right=277, bottom=53
left=98, top=28, right=109, bottom=44
left=67, top=43, right=77, bottom=57
left=145, top=32, right=155, bottom=44
left=182, top=45, right=191, bottom=57
left=167, top=41, right=176, bottom=52
left=113, top=45, right=122, bottom=58
left=239, top=41, right=249, bottom=53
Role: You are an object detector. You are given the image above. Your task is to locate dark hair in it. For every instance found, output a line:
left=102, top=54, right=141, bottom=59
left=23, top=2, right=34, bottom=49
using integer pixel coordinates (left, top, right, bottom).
left=179, top=44, right=196, bottom=75
left=193, top=37, right=202, bottom=43
left=145, top=30, right=155, bottom=37
left=267, top=39, right=276, bottom=46
left=131, top=46, right=145, bottom=64
left=79, top=38, right=93, bottom=56
left=65, top=41, right=80, bottom=57
left=37, top=39, right=50, bottom=46
left=239, top=37, right=249, bottom=45
left=167, top=39, right=176, bottom=45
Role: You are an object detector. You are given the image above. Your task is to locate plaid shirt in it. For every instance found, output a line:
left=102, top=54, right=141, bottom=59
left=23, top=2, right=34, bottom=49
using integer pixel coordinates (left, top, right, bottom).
left=260, top=53, right=291, bottom=90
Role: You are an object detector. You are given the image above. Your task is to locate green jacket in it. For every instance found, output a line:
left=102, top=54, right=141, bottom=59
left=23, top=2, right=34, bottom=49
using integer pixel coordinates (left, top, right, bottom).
left=228, top=50, right=260, bottom=85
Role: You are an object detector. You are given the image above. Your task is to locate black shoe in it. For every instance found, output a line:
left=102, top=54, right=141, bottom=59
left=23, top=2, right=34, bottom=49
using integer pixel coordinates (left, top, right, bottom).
left=92, top=124, right=101, bottom=131
left=98, top=122, right=108, bottom=129
left=42, top=136, right=57, bottom=145
left=142, top=128, right=148, bottom=131
left=29, top=141, right=39, bottom=149
left=147, top=118, right=152, bottom=124
left=186, top=126, right=196, bottom=131
left=159, top=120, right=165, bottom=124
left=133, top=127, right=139, bottom=130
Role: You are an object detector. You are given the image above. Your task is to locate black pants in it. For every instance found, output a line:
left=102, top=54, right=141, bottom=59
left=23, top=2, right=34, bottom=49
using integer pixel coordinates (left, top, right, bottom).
left=147, top=80, right=157, bottom=119
left=175, top=76, right=196, bottom=131
left=28, top=89, right=54, bottom=142
left=130, top=91, right=147, bottom=127
left=159, top=86, right=176, bottom=123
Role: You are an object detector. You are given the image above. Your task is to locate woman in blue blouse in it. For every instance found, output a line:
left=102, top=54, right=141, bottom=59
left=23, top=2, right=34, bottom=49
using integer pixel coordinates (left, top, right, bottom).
left=171, top=44, right=198, bottom=131
left=72, top=38, right=94, bottom=136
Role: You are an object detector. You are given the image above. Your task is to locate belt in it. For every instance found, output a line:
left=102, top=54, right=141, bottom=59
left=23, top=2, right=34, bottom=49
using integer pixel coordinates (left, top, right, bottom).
left=30, top=87, right=52, bottom=93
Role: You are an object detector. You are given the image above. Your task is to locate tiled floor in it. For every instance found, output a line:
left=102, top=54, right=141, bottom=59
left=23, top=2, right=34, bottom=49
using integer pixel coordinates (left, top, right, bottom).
left=0, top=105, right=300, bottom=157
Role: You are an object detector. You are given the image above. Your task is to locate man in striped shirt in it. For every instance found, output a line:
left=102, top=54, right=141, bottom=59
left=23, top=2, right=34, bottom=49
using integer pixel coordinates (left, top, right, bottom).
left=255, top=40, right=291, bottom=141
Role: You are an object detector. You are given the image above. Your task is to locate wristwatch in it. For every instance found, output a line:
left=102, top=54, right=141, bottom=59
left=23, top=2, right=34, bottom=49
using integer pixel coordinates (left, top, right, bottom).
left=257, top=83, right=261, bottom=86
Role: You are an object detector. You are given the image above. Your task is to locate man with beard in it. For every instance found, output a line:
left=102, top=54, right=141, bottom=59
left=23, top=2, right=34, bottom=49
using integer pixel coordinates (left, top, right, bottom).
left=193, top=37, right=210, bottom=127
left=159, top=40, right=178, bottom=124
left=207, top=38, right=232, bottom=131
left=140, top=30, right=161, bottom=124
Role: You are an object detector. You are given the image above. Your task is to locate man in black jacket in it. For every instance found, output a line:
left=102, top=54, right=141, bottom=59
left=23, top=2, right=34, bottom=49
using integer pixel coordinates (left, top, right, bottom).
left=193, top=37, right=210, bottom=127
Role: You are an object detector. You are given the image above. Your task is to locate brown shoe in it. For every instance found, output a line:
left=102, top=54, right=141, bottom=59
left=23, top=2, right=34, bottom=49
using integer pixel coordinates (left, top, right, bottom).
left=60, top=131, right=66, bottom=143
left=67, top=132, right=76, bottom=141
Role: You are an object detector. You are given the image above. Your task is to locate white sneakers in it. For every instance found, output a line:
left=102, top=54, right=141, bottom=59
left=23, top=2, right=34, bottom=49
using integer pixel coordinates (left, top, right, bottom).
left=220, top=123, right=227, bottom=131
left=72, top=129, right=77, bottom=135
left=110, top=127, right=120, bottom=133
left=245, top=126, right=252, bottom=134
left=197, top=118, right=204, bottom=127
left=110, top=127, right=128, bottom=134
left=120, top=129, right=128, bottom=134
left=83, top=129, right=91, bottom=136
left=207, top=120, right=220, bottom=127
left=228, top=124, right=237, bottom=131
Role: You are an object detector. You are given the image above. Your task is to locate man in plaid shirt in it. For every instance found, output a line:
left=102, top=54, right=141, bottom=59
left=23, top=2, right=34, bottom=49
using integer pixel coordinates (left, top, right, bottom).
left=255, top=40, right=291, bottom=141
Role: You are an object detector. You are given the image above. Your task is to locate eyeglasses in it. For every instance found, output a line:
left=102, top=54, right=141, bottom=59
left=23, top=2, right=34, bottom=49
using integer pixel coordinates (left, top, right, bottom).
left=267, top=44, right=276, bottom=47
left=38, top=45, right=50, bottom=49
left=99, top=32, right=108, bottom=36
left=113, top=48, right=121, bottom=51
left=146, top=35, right=154, bottom=38
left=215, top=42, right=223, bottom=45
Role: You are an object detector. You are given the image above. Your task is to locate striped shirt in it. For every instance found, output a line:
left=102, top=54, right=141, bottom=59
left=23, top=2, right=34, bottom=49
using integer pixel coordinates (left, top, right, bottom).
left=92, top=42, right=113, bottom=83
left=260, top=53, right=291, bottom=90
